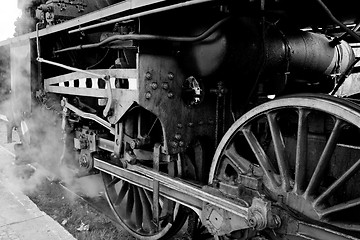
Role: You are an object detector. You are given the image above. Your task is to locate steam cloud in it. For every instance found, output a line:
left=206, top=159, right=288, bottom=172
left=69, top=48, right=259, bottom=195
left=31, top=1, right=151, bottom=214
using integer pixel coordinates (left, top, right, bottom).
left=1, top=94, right=105, bottom=199
left=0, top=5, right=105, bottom=200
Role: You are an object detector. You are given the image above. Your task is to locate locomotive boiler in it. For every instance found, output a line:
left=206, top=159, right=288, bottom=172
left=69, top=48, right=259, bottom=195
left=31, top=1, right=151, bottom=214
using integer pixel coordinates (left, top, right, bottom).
left=2, top=0, right=360, bottom=239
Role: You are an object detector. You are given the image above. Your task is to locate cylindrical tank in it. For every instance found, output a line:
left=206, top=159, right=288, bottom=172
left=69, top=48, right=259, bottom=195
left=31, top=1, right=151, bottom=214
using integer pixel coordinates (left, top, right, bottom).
left=265, top=30, right=355, bottom=77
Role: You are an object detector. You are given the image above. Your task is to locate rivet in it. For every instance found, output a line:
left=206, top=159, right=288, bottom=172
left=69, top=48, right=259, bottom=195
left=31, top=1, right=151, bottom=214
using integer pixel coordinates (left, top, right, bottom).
left=175, top=133, right=181, bottom=140
left=145, top=72, right=152, bottom=80
left=199, top=121, right=204, bottom=125
left=171, top=141, right=178, bottom=148
left=188, top=122, right=194, bottom=127
left=177, top=123, right=183, bottom=129
left=167, top=92, right=174, bottom=98
left=179, top=141, right=184, bottom=147
left=162, top=82, right=169, bottom=90
left=151, top=82, right=158, bottom=90
left=145, top=92, right=152, bottom=99
left=168, top=72, right=174, bottom=80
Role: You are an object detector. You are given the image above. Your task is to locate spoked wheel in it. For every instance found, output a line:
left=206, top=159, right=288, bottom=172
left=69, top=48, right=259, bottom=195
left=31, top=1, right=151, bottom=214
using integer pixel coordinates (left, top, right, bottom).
left=101, top=108, right=187, bottom=240
left=210, top=94, right=360, bottom=239
left=102, top=172, right=186, bottom=239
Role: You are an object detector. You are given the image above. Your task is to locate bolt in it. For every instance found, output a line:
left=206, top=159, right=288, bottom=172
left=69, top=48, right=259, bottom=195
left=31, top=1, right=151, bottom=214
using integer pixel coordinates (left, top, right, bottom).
left=151, top=82, right=158, bottom=90
left=188, top=122, right=194, bottom=127
left=170, top=141, right=178, bottom=148
left=79, top=155, right=89, bottom=168
left=179, top=141, right=184, bottom=147
left=199, top=121, right=204, bottom=125
left=175, top=133, right=182, bottom=140
left=269, top=214, right=282, bottom=229
left=130, top=140, right=137, bottom=149
left=168, top=72, right=174, bottom=80
left=167, top=92, right=174, bottom=98
left=145, top=92, right=152, bottom=99
left=145, top=72, right=152, bottom=80
left=177, top=123, right=183, bottom=129
left=248, top=217, right=256, bottom=228
left=162, top=82, right=169, bottom=90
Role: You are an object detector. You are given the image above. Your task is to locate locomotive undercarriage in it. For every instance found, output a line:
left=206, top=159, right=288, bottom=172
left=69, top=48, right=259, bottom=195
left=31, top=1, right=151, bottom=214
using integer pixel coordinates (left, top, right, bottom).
left=58, top=91, right=360, bottom=240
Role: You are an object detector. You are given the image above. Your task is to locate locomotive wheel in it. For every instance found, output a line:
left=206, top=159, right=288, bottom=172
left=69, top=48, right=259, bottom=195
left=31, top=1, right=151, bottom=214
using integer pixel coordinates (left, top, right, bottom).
left=210, top=94, right=360, bottom=239
left=101, top=109, right=187, bottom=240
left=102, top=170, right=186, bottom=240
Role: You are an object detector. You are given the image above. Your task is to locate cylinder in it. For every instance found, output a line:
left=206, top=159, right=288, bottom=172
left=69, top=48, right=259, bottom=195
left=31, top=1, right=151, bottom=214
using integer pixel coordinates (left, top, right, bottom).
left=265, top=30, right=355, bottom=77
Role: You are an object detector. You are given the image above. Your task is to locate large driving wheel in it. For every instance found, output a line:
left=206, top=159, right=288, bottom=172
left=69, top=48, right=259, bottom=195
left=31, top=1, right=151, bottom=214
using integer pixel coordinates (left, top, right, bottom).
left=209, top=94, right=360, bottom=239
left=101, top=108, right=187, bottom=239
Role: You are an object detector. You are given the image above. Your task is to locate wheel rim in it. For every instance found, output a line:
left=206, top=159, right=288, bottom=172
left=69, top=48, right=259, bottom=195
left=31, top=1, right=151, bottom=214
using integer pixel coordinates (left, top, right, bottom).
left=210, top=94, right=360, bottom=237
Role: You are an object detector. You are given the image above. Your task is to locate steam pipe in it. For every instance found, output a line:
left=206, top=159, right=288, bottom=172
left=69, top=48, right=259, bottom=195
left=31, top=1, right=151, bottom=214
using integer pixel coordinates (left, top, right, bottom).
left=68, top=0, right=217, bottom=34
left=315, top=0, right=360, bottom=42
left=338, top=22, right=360, bottom=41
left=55, top=17, right=230, bottom=54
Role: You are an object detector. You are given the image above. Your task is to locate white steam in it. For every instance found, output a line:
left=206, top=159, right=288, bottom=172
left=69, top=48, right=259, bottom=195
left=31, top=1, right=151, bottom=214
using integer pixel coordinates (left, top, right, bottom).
left=0, top=1, right=105, bottom=199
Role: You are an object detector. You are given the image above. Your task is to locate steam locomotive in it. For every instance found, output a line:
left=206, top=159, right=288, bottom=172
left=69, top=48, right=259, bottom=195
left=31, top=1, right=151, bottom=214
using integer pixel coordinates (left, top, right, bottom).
left=1, top=0, right=360, bottom=239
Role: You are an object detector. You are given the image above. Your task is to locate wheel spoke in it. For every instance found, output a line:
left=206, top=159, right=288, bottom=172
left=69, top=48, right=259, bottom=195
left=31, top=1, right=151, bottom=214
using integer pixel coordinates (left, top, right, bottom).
left=314, top=157, right=360, bottom=206
left=125, top=185, right=135, bottom=220
left=242, top=127, right=279, bottom=188
left=305, top=118, right=343, bottom=198
left=144, top=189, right=154, bottom=210
left=267, top=112, right=291, bottom=191
left=133, top=187, right=144, bottom=229
left=294, top=109, right=309, bottom=194
left=107, top=177, right=120, bottom=188
left=319, top=197, right=360, bottom=218
left=115, top=181, right=129, bottom=206
left=223, top=143, right=253, bottom=173
left=138, top=188, right=155, bottom=231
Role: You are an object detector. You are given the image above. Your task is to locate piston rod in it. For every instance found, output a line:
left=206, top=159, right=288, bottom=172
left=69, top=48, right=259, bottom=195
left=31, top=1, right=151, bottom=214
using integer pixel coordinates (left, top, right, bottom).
left=93, top=157, right=249, bottom=218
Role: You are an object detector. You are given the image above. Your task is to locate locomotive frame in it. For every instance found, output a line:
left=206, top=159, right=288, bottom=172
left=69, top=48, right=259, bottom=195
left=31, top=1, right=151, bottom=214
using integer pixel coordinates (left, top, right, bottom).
left=2, top=0, right=360, bottom=239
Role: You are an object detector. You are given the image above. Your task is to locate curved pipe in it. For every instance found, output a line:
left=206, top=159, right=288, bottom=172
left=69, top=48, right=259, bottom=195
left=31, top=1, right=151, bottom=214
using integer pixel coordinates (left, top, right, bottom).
left=55, top=17, right=230, bottom=54
left=315, top=0, right=360, bottom=42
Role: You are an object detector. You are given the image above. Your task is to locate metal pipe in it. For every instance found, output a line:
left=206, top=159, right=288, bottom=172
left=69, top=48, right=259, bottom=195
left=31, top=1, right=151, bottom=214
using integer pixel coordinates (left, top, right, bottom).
left=56, top=17, right=230, bottom=54
left=315, top=0, right=360, bottom=42
left=69, top=0, right=217, bottom=34
left=37, top=58, right=106, bottom=79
